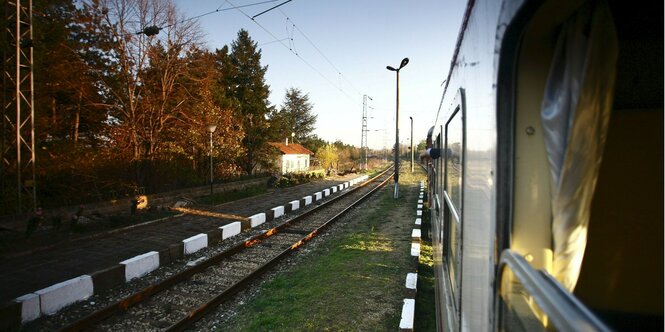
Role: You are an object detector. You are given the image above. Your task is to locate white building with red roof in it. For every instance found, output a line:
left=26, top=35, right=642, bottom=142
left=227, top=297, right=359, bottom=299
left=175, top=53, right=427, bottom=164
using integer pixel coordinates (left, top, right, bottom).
left=268, top=139, right=314, bottom=174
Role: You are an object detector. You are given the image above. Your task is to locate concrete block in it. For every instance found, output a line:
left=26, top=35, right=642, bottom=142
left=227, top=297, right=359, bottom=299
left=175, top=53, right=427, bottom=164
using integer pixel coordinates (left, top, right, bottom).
left=121, top=251, right=160, bottom=281
left=0, top=300, right=21, bottom=330
left=302, top=196, right=312, bottom=206
left=331, top=186, right=337, bottom=193
left=183, top=234, right=208, bottom=255
left=406, top=273, right=418, bottom=290
left=289, top=200, right=300, bottom=211
left=415, top=218, right=421, bottom=226
left=90, top=264, right=125, bottom=293
left=249, top=213, right=266, bottom=227
left=323, top=189, right=330, bottom=197
left=399, top=298, right=416, bottom=330
left=416, top=210, right=422, bottom=216
left=417, top=204, right=423, bottom=209
left=220, top=222, right=241, bottom=240
left=206, top=229, right=221, bottom=244
left=418, top=199, right=423, bottom=204
left=314, top=192, right=322, bottom=201
left=412, top=229, right=421, bottom=240
left=35, top=275, right=94, bottom=315
left=158, top=248, right=172, bottom=265
left=272, top=206, right=285, bottom=218
left=344, top=182, right=349, bottom=188
left=338, top=184, right=344, bottom=191
left=240, top=218, right=252, bottom=230
left=15, top=293, right=39, bottom=323
left=169, top=243, right=184, bottom=260
left=411, top=243, right=421, bottom=257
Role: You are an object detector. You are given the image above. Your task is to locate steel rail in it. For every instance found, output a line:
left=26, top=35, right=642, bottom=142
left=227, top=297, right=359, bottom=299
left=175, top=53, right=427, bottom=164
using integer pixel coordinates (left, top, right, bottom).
left=59, top=168, right=392, bottom=332
left=167, top=171, right=394, bottom=331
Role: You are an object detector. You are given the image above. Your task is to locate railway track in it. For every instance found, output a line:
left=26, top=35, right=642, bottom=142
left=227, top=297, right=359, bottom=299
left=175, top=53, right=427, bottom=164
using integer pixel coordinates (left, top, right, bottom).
left=58, top=168, right=394, bottom=331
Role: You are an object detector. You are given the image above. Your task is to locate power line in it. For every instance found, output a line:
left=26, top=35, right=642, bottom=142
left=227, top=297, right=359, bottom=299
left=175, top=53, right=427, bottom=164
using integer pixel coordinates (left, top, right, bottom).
left=252, top=0, right=292, bottom=19
left=225, top=0, right=359, bottom=105
left=133, top=0, right=278, bottom=36
left=279, top=9, right=363, bottom=98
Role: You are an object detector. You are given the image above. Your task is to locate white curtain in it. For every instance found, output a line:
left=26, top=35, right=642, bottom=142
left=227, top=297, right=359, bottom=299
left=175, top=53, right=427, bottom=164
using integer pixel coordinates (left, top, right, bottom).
left=540, top=0, right=618, bottom=291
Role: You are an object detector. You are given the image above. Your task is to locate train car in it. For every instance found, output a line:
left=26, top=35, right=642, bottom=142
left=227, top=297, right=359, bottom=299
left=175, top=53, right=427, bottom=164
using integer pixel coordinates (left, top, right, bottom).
left=426, top=0, right=662, bottom=331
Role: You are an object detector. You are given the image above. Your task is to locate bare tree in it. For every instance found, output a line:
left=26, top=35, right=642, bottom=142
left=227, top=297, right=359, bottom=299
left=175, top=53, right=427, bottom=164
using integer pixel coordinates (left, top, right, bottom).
left=97, top=0, right=201, bottom=161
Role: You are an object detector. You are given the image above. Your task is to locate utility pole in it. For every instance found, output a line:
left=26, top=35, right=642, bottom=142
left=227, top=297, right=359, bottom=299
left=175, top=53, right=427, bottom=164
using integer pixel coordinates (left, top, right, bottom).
left=361, top=95, right=371, bottom=170
left=410, top=116, right=414, bottom=173
left=2, top=0, right=36, bottom=214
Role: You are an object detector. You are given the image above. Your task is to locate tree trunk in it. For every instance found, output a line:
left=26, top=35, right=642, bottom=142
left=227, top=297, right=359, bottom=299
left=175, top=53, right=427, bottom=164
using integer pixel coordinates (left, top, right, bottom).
left=51, top=97, right=57, bottom=127
left=74, top=90, right=82, bottom=143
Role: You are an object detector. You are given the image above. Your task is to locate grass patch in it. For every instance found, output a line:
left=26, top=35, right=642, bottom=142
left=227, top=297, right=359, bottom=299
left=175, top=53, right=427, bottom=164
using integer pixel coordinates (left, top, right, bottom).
left=198, top=185, right=267, bottom=206
left=223, top=165, right=423, bottom=331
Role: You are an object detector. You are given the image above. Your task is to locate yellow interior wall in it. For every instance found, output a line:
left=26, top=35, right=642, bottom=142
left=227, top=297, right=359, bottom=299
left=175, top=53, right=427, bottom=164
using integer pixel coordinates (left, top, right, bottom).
left=511, top=17, right=556, bottom=272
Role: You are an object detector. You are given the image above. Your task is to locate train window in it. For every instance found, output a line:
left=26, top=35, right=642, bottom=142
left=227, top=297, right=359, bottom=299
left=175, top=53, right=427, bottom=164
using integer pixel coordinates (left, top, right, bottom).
left=443, top=90, right=465, bottom=313
left=434, top=133, right=442, bottom=216
left=445, top=109, right=463, bottom=212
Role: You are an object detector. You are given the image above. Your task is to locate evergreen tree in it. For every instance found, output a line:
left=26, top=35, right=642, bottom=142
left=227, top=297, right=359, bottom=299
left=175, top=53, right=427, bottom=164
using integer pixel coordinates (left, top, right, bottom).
left=227, top=29, right=272, bottom=174
left=269, top=87, right=317, bottom=143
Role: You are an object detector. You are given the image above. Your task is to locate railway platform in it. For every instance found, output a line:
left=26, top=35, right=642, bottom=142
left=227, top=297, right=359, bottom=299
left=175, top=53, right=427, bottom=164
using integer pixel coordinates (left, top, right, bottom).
left=0, top=175, right=358, bottom=311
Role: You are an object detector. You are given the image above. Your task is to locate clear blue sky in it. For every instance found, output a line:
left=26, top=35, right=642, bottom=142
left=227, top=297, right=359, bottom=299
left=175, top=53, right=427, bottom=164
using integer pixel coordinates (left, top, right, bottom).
left=173, top=0, right=466, bottom=149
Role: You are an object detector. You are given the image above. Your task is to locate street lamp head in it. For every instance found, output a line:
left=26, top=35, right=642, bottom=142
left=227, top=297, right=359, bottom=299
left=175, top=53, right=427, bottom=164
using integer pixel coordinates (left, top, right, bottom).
left=399, top=57, right=409, bottom=69
left=207, top=124, right=217, bottom=133
left=409, top=116, right=413, bottom=120
left=386, top=65, right=397, bottom=71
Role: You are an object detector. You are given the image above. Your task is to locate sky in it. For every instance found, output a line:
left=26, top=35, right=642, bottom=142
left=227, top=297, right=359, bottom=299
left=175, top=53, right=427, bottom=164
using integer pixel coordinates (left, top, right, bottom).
left=173, top=0, right=467, bottom=149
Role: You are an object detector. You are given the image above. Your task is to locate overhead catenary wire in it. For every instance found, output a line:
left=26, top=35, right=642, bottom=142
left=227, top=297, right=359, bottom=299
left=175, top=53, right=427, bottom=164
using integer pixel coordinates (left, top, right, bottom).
left=225, top=0, right=359, bottom=105
left=252, top=0, right=293, bottom=19
left=279, top=10, right=363, bottom=98
left=133, top=0, right=278, bottom=36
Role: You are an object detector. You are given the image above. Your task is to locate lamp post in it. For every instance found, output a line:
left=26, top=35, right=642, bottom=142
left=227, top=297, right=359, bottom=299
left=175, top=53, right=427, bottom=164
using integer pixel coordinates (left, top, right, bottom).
left=386, top=57, right=409, bottom=199
left=409, top=116, right=414, bottom=173
left=208, top=124, right=217, bottom=197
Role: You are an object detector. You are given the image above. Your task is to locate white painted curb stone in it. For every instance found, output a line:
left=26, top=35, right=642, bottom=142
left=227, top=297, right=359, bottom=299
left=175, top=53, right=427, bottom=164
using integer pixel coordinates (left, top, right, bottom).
left=121, top=251, right=160, bottom=281
left=15, top=293, right=40, bottom=323
left=220, top=222, right=241, bottom=240
left=249, top=213, right=266, bottom=227
left=399, top=299, right=416, bottom=330
left=272, top=206, right=285, bottom=218
left=411, top=243, right=421, bottom=257
left=35, top=275, right=93, bottom=315
left=183, top=234, right=208, bottom=255
left=406, top=273, right=418, bottom=290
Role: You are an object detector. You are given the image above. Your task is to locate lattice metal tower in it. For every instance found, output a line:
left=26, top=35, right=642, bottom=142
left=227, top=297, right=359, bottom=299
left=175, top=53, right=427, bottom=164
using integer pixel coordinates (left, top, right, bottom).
left=2, top=0, right=36, bottom=214
left=360, top=95, right=371, bottom=170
